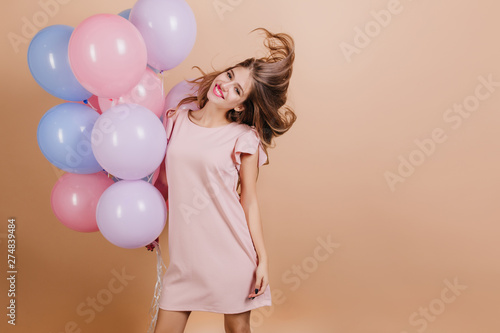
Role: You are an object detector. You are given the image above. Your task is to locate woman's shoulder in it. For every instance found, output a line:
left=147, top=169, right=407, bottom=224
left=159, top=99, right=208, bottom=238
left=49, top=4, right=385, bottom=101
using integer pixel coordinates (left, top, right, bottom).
left=165, top=107, right=187, bottom=119
left=162, top=107, right=187, bottom=139
left=231, top=123, right=263, bottom=145
left=240, top=123, right=260, bottom=136
left=163, top=107, right=188, bottom=127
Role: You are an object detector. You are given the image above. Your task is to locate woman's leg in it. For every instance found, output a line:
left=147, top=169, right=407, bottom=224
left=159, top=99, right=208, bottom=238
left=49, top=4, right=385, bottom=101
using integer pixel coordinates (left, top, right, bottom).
left=154, top=309, right=191, bottom=333
left=224, top=310, right=251, bottom=333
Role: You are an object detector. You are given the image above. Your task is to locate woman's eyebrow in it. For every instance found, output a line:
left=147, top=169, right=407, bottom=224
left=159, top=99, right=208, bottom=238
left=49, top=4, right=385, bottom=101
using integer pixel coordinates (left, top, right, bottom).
left=230, top=69, right=244, bottom=95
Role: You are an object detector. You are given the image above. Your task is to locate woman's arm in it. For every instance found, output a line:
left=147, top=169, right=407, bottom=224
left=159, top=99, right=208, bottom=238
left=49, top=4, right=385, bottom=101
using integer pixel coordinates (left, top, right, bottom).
left=239, top=151, right=269, bottom=299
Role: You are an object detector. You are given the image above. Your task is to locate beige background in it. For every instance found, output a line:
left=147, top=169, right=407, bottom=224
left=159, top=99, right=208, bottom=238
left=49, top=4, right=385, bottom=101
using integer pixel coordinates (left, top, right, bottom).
left=1, top=0, right=500, bottom=332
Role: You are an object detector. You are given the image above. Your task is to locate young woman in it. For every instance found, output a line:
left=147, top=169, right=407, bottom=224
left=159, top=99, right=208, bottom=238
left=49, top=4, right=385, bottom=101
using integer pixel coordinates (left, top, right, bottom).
left=152, top=28, right=296, bottom=333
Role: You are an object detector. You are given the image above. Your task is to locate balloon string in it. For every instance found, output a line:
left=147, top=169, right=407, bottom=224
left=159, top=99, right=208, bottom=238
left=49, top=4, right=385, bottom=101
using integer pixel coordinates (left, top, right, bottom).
left=146, top=240, right=167, bottom=333
left=146, top=172, right=154, bottom=184
left=160, top=70, right=165, bottom=105
left=147, top=73, right=166, bottom=333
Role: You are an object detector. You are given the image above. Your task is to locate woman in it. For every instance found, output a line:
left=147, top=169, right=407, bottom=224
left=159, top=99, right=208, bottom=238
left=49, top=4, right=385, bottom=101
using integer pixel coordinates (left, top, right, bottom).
left=152, top=28, right=296, bottom=333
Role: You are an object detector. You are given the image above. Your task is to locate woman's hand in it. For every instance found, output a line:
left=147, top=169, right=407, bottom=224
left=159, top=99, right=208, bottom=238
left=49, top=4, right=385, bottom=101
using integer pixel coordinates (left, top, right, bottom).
left=249, top=259, right=269, bottom=299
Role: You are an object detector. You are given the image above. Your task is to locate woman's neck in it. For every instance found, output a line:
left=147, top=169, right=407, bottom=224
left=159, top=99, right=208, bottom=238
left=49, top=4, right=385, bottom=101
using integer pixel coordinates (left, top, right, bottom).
left=190, top=103, right=230, bottom=127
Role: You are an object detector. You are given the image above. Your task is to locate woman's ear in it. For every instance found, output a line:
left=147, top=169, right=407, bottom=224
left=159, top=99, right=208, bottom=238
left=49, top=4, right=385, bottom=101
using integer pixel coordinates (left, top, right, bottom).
left=234, top=105, right=245, bottom=112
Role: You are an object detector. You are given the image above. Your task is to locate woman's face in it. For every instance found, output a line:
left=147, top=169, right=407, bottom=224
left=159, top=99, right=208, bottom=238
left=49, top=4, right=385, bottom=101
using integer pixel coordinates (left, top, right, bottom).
left=207, top=66, right=253, bottom=111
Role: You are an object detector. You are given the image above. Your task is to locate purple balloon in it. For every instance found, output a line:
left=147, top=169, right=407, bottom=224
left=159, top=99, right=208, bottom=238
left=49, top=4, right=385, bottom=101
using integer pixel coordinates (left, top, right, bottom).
left=164, top=79, right=199, bottom=111
left=96, top=180, right=166, bottom=249
left=130, top=0, right=197, bottom=71
left=91, top=104, right=167, bottom=180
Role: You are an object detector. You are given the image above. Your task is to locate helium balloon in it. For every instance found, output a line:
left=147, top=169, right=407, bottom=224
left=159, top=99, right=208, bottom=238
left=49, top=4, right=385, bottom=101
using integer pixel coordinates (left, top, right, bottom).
left=164, top=79, right=198, bottom=111
left=98, top=67, right=165, bottom=117
left=68, top=14, right=147, bottom=98
left=28, top=25, right=92, bottom=101
left=130, top=0, right=197, bottom=71
left=91, top=103, right=167, bottom=180
left=37, top=103, right=102, bottom=174
left=96, top=180, right=167, bottom=249
left=51, top=171, right=114, bottom=232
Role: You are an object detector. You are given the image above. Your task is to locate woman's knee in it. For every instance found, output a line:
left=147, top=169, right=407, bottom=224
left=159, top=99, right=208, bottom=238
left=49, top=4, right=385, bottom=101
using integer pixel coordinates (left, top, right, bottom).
left=224, top=311, right=251, bottom=333
left=154, top=309, right=191, bottom=333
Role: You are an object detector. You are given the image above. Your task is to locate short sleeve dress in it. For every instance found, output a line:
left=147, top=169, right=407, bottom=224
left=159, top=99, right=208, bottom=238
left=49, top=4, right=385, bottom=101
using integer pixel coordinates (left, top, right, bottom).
left=158, top=107, right=272, bottom=314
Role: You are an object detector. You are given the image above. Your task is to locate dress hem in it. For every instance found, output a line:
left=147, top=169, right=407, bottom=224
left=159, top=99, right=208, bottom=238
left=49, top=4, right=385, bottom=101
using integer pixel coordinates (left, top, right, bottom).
left=158, top=301, right=272, bottom=314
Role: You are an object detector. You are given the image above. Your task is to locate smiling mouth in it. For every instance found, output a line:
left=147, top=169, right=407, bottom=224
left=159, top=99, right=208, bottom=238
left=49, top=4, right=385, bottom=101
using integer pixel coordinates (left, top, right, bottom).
left=214, top=84, right=224, bottom=99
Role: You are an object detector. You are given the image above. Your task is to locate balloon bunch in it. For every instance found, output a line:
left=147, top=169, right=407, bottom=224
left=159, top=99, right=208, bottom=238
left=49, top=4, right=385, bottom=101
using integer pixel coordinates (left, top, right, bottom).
left=29, top=0, right=197, bottom=249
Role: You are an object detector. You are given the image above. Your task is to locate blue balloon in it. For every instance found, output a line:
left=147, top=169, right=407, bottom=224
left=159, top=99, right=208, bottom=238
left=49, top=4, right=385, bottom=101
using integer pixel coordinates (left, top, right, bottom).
left=37, top=103, right=102, bottom=174
left=27, top=25, right=92, bottom=101
left=118, top=8, right=131, bottom=20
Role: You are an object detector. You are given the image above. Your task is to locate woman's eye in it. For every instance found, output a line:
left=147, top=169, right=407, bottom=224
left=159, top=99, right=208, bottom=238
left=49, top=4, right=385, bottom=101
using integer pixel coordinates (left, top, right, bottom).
left=227, top=71, right=232, bottom=79
left=235, top=88, right=240, bottom=95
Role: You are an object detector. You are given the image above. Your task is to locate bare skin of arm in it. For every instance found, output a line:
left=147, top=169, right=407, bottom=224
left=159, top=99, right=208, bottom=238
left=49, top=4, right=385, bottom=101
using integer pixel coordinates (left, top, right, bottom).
left=239, top=150, right=269, bottom=299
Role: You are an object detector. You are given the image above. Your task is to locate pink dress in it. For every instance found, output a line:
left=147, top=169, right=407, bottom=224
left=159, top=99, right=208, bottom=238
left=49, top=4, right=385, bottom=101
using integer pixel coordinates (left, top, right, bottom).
left=158, top=107, right=271, bottom=314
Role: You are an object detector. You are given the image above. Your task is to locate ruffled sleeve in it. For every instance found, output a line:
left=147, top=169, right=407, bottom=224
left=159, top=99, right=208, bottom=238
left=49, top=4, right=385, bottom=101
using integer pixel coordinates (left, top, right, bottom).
left=233, top=127, right=268, bottom=171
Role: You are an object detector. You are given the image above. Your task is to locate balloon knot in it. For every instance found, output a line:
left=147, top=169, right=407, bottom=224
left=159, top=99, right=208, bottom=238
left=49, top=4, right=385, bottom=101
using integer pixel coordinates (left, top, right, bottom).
left=145, top=237, right=160, bottom=251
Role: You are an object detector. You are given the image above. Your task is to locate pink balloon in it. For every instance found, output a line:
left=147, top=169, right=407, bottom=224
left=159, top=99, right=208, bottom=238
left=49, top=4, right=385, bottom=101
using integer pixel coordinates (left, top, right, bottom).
left=68, top=14, right=147, bottom=98
left=130, top=0, right=197, bottom=71
left=50, top=172, right=115, bottom=232
left=91, top=104, right=167, bottom=180
left=164, top=79, right=199, bottom=111
left=96, top=180, right=166, bottom=248
left=98, top=68, right=165, bottom=117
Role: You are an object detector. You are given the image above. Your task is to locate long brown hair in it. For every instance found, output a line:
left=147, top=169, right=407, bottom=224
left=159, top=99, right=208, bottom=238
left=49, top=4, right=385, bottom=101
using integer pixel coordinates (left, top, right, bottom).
left=172, top=28, right=297, bottom=166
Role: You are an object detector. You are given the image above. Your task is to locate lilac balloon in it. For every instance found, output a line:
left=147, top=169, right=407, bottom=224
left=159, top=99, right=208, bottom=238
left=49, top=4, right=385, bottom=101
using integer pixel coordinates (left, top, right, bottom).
left=165, top=79, right=199, bottom=111
left=91, top=104, right=167, bottom=180
left=130, top=0, right=197, bottom=71
left=96, top=180, right=166, bottom=249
